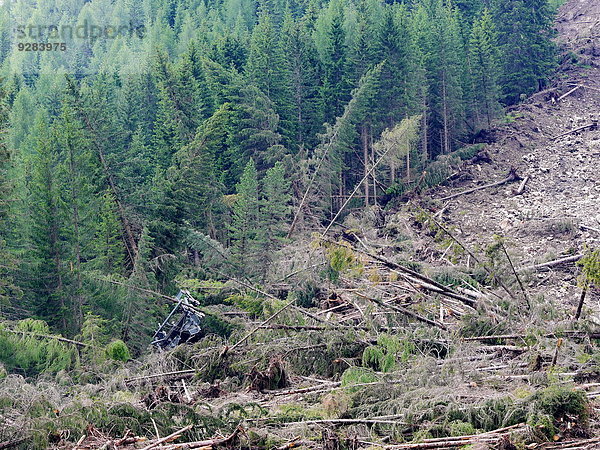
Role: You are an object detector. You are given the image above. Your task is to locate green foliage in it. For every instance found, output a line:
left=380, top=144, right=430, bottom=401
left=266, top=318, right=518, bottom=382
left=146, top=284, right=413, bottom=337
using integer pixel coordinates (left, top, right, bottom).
left=341, top=367, right=378, bottom=388
left=0, top=0, right=559, bottom=349
left=323, top=242, right=364, bottom=282
left=0, top=320, right=78, bottom=376
left=578, top=248, right=600, bottom=288
left=362, top=334, right=414, bottom=372
left=105, top=340, right=131, bottom=362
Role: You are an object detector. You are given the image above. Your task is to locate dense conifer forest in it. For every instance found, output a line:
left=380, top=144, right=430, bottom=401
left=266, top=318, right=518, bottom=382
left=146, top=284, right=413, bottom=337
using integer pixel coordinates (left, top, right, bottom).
left=0, top=0, right=558, bottom=347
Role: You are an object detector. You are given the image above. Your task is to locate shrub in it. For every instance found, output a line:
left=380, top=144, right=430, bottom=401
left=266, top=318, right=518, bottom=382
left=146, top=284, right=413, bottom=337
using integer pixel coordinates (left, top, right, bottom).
left=105, top=340, right=131, bottom=362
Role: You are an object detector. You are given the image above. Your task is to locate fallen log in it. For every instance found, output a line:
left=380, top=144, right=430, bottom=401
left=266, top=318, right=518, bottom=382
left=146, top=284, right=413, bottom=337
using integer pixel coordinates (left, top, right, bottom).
left=352, top=291, right=448, bottom=330
left=518, top=254, right=584, bottom=272
left=557, top=85, right=583, bottom=102
left=385, top=424, right=527, bottom=449
left=581, top=224, right=600, bottom=234
left=1, top=328, right=92, bottom=348
left=440, top=169, right=520, bottom=202
left=277, top=418, right=407, bottom=426
left=552, top=121, right=598, bottom=141
left=159, top=426, right=242, bottom=449
left=140, top=425, right=193, bottom=450
left=464, top=331, right=600, bottom=342
left=320, top=237, right=477, bottom=308
left=125, top=369, right=196, bottom=385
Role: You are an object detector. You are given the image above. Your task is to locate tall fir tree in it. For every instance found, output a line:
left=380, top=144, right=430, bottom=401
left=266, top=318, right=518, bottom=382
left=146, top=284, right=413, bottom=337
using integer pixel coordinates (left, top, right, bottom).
left=229, top=158, right=260, bottom=270
left=468, top=8, right=501, bottom=129
left=493, top=0, right=556, bottom=104
left=258, top=161, right=291, bottom=271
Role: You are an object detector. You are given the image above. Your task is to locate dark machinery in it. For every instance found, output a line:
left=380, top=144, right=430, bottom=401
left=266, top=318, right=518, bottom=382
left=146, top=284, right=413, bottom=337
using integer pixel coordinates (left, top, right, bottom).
left=152, top=290, right=205, bottom=350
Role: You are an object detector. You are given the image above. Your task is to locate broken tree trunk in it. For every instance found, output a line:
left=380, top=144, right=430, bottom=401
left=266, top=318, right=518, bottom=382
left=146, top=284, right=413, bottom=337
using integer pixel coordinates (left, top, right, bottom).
left=125, top=369, right=196, bottom=385
left=352, top=291, right=448, bottom=330
left=518, top=254, right=584, bottom=272
left=552, top=121, right=598, bottom=141
left=2, top=328, right=92, bottom=348
left=557, top=85, right=583, bottom=102
left=161, top=426, right=243, bottom=449
left=574, top=287, right=588, bottom=320
left=140, top=425, right=193, bottom=450
left=320, top=237, right=477, bottom=308
left=440, top=169, right=520, bottom=201
left=514, top=175, right=530, bottom=195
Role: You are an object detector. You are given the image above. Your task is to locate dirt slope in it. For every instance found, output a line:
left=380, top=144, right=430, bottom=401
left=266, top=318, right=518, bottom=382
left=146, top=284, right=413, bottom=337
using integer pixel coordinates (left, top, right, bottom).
left=423, top=0, right=600, bottom=316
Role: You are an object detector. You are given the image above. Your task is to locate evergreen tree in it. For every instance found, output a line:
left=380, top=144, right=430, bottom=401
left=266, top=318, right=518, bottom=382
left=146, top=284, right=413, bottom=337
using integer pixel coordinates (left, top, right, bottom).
left=493, top=0, right=556, bottom=104
left=318, top=0, right=350, bottom=125
left=53, top=101, right=99, bottom=328
left=90, top=191, right=125, bottom=276
left=27, top=116, right=69, bottom=331
left=469, top=8, right=501, bottom=128
left=258, top=161, right=291, bottom=270
left=0, top=85, right=18, bottom=307
left=229, top=158, right=260, bottom=270
left=280, top=10, right=322, bottom=150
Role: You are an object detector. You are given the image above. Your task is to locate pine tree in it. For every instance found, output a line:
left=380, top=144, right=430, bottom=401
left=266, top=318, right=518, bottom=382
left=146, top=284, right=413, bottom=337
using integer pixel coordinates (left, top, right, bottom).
left=0, top=85, right=18, bottom=307
left=374, top=5, right=415, bottom=127
left=27, top=115, right=69, bottom=331
left=229, top=159, right=260, bottom=270
left=258, top=161, right=291, bottom=269
left=246, top=7, right=294, bottom=149
left=318, top=0, right=349, bottom=125
left=493, top=0, right=556, bottom=104
left=280, top=9, right=322, bottom=151
left=90, top=191, right=125, bottom=275
left=53, top=101, right=99, bottom=328
left=469, top=8, right=501, bottom=129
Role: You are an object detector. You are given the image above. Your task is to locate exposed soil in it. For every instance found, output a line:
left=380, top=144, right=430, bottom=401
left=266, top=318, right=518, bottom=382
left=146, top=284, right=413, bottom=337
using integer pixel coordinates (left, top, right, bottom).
left=418, top=0, right=600, bottom=321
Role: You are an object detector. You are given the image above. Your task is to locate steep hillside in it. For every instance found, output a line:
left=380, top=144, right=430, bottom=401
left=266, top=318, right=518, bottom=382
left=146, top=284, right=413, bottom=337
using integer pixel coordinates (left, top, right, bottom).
left=417, top=0, right=600, bottom=319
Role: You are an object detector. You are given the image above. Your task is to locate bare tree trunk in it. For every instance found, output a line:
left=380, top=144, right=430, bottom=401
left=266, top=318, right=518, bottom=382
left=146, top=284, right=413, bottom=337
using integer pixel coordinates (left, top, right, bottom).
left=575, top=287, right=588, bottom=320
left=371, top=128, right=377, bottom=205
left=362, top=124, right=369, bottom=207
left=442, top=71, right=450, bottom=154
